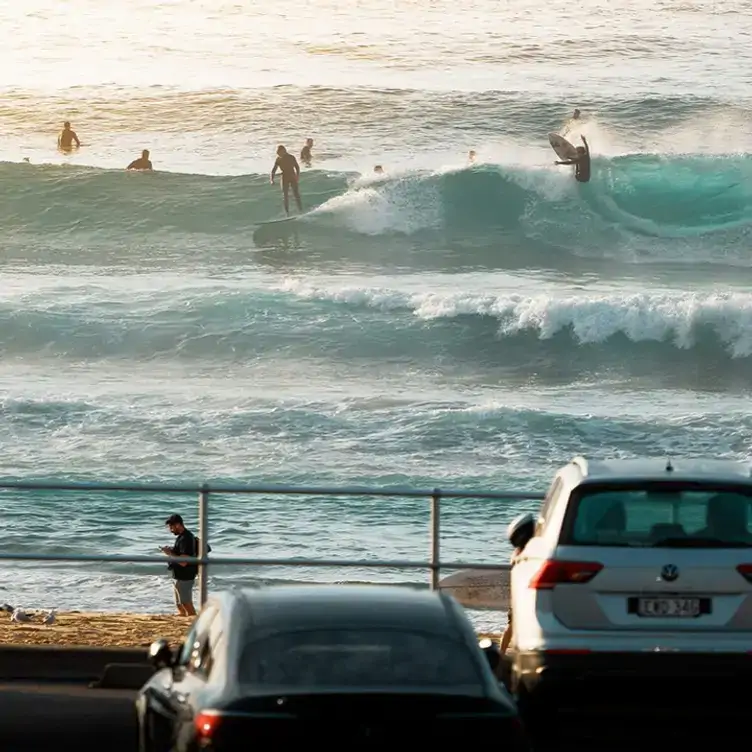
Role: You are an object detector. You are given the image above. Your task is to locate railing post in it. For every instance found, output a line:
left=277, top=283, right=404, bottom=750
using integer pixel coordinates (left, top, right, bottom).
left=198, top=484, right=209, bottom=608
left=429, top=489, right=441, bottom=590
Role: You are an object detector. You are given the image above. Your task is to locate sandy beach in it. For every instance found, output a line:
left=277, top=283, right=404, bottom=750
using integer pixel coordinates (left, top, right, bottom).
left=0, top=612, right=190, bottom=648
left=0, top=611, right=501, bottom=648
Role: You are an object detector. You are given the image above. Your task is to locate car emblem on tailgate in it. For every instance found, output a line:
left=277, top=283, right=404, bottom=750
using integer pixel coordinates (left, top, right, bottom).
left=660, top=564, right=679, bottom=582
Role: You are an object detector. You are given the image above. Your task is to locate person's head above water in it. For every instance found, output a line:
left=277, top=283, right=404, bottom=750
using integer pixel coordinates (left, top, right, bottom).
left=468, top=149, right=477, bottom=161
left=305, top=138, right=313, bottom=148
left=63, top=121, right=71, bottom=129
left=374, top=165, right=384, bottom=174
left=277, top=145, right=287, bottom=156
left=142, top=149, right=150, bottom=159
left=576, top=145, right=586, bottom=155
left=573, top=108, right=581, bottom=119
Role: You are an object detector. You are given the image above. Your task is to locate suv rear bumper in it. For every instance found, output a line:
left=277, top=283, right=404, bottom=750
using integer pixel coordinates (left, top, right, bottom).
left=513, top=650, right=752, bottom=711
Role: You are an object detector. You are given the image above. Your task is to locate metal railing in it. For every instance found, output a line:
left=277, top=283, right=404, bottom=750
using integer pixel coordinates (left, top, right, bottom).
left=0, top=480, right=544, bottom=607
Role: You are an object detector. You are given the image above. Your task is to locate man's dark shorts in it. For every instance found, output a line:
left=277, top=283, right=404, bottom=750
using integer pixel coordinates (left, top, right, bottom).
left=173, top=579, right=194, bottom=606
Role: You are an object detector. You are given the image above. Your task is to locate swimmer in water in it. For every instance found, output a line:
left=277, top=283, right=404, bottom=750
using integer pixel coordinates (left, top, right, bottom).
left=374, top=164, right=384, bottom=174
left=58, top=121, right=81, bottom=152
left=468, top=150, right=477, bottom=163
left=127, top=149, right=153, bottom=170
left=554, top=134, right=590, bottom=183
left=271, top=145, right=303, bottom=215
left=300, top=138, right=314, bottom=167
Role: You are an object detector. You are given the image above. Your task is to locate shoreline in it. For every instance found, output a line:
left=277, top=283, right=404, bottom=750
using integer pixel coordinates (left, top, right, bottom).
left=0, top=611, right=500, bottom=648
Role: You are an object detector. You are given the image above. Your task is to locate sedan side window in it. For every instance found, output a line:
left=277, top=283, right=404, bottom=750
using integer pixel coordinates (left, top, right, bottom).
left=188, top=606, right=219, bottom=676
left=177, top=623, right=199, bottom=666
left=179, top=605, right=217, bottom=669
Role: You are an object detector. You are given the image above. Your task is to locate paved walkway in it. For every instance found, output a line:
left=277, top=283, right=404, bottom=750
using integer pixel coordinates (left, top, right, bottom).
left=0, top=682, right=137, bottom=751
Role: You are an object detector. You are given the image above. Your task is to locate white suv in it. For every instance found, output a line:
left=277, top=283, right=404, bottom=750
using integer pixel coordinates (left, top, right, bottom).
left=507, top=456, right=752, bottom=720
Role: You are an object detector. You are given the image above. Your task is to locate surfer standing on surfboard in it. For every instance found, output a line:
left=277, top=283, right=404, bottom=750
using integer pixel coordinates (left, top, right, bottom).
left=555, top=134, right=591, bottom=183
left=271, top=145, right=303, bottom=216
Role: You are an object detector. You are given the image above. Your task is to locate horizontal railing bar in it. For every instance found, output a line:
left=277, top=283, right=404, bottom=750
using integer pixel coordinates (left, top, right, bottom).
left=0, top=479, right=542, bottom=501
left=0, top=552, right=510, bottom=570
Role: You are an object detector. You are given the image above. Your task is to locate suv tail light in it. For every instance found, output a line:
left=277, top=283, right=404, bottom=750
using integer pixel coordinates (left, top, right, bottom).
left=195, top=710, right=222, bottom=740
left=736, top=564, right=752, bottom=583
left=529, top=560, right=603, bottom=589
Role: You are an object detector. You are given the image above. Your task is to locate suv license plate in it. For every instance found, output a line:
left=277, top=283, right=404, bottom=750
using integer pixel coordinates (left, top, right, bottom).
left=637, top=597, right=700, bottom=617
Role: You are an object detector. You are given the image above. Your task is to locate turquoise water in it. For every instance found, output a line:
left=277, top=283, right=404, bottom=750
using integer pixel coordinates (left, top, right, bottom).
left=0, top=0, right=751, bottom=627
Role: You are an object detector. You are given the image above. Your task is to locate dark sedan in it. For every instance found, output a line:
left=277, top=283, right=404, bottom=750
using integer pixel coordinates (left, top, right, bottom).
left=136, top=584, right=528, bottom=750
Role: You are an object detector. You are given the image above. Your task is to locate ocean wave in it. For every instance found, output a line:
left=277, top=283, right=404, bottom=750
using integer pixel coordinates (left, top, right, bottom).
left=279, top=282, right=752, bottom=360
left=1, top=155, right=750, bottom=256
left=3, top=281, right=752, bottom=369
left=310, top=156, right=752, bottom=250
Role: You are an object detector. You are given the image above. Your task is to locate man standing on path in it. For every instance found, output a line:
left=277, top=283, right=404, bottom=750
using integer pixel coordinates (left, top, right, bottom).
left=161, top=513, right=198, bottom=616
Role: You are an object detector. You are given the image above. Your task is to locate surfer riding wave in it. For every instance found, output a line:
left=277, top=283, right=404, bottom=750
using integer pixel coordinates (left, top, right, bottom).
left=555, top=135, right=591, bottom=183
left=271, top=145, right=303, bottom=216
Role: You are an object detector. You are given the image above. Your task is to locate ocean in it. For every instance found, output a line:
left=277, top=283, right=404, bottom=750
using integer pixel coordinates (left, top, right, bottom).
left=0, top=0, right=751, bottom=630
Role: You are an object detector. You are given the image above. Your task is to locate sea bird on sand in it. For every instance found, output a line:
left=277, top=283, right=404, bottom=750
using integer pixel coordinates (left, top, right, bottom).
left=10, top=608, right=31, bottom=623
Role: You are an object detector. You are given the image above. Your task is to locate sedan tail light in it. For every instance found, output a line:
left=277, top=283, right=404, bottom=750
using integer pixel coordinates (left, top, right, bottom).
left=195, top=710, right=222, bottom=740
left=529, top=560, right=603, bottom=589
left=736, top=564, right=752, bottom=583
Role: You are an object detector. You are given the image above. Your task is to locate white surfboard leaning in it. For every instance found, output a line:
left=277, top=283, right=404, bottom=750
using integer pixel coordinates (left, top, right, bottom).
left=438, top=568, right=510, bottom=610
left=548, top=132, right=579, bottom=161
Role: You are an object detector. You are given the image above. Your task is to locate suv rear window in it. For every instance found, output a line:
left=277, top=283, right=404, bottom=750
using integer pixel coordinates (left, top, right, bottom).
left=562, top=485, right=752, bottom=547
left=239, top=629, right=481, bottom=687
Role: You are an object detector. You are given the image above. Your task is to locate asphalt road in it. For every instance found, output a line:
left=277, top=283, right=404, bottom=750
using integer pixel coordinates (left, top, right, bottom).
left=0, top=682, right=137, bottom=751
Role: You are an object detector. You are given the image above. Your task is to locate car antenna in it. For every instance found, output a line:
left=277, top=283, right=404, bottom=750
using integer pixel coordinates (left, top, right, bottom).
left=665, top=457, right=673, bottom=472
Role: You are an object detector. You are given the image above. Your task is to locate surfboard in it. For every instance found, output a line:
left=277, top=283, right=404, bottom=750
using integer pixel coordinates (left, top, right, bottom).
left=438, top=568, right=510, bottom=611
left=258, top=215, right=300, bottom=226
left=548, top=132, right=578, bottom=161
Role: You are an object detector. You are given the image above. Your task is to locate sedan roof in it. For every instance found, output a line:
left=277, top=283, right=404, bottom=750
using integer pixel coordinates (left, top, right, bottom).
left=234, top=585, right=463, bottom=636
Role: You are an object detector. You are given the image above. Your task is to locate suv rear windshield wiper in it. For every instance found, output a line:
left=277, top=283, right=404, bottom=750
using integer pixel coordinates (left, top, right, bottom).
left=651, top=536, right=752, bottom=548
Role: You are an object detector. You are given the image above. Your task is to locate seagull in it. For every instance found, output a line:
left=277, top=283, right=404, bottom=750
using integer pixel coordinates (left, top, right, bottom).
left=42, top=610, right=56, bottom=625
left=11, top=608, right=31, bottom=623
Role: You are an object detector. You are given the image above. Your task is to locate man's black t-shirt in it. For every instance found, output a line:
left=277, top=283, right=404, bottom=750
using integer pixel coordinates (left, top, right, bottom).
left=171, top=529, right=198, bottom=581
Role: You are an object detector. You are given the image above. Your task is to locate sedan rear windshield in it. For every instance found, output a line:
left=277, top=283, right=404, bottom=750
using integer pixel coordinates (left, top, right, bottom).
left=561, top=485, right=752, bottom=547
left=239, top=629, right=481, bottom=687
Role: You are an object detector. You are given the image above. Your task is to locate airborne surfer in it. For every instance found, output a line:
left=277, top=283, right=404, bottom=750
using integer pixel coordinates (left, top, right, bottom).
left=554, top=134, right=591, bottom=183
left=271, top=145, right=303, bottom=216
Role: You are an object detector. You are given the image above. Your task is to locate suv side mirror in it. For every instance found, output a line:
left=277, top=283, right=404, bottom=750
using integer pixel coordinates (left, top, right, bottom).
left=507, top=512, right=535, bottom=550
left=148, top=638, right=174, bottom=669
left=478, top=637, right=500, bottom=672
